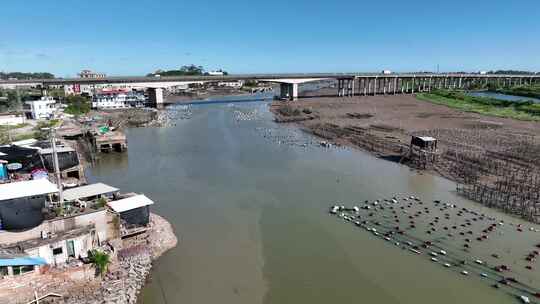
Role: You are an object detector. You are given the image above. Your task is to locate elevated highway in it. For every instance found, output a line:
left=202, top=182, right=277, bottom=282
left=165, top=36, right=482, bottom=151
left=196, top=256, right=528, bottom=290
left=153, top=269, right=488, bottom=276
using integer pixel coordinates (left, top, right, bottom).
left=1, top=73, right=539, bottom=102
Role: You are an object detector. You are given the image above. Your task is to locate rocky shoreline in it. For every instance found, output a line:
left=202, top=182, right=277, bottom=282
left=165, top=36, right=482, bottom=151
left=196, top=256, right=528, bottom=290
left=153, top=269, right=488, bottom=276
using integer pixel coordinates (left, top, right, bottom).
left=60, top=213, right=177, bottom=304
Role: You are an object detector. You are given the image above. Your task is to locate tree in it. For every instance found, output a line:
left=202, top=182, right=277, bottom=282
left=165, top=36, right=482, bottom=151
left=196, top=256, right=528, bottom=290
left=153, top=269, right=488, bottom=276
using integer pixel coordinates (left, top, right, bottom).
left=148, top=65, right=205, bottom=77
left=0, top=72, right=54, bottom=80
left=89, top=250, right=111, bottom=277
left=64, top=95, right=91, bottom=115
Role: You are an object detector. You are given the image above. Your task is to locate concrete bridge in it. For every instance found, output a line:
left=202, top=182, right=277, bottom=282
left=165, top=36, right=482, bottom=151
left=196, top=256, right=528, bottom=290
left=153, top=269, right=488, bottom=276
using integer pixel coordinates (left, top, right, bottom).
left=1, top=73, right=539, bottom=104
left=334, top=74, right=540, bottom=97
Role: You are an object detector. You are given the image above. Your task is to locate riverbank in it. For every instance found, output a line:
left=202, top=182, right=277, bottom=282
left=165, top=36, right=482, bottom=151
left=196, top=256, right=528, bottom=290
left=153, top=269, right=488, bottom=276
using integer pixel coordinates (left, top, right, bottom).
left=417, top=90, right=540, bottom=121
left=0, top=213, right=177, bottom=304
left=63, top=213, right=178, bottom=304
left=497, top=84, right=540, bottom=99
left=271, top=93, right=540, bottom=222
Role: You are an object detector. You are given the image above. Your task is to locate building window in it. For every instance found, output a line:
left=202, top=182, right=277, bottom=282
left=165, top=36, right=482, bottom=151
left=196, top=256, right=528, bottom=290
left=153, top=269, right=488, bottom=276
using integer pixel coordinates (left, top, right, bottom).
left=53, top=247, right=63, bottom=255
left=12, top=265, right=34, bottom=276
left=66, top=240, right=75, bottom=258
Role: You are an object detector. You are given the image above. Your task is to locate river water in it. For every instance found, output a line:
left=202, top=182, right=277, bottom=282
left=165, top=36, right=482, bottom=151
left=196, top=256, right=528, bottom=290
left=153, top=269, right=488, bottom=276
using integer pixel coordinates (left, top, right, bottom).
left=87, top=96, right=540, bottom=304
left=467, top=91, right=540, bottom=103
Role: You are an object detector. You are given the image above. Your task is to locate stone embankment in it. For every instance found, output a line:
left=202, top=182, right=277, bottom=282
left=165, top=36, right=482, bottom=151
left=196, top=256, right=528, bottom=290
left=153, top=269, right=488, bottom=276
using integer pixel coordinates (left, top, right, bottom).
left=57, top=213, right=177, bottom=304
left=0, top=213, right=177, bottom=304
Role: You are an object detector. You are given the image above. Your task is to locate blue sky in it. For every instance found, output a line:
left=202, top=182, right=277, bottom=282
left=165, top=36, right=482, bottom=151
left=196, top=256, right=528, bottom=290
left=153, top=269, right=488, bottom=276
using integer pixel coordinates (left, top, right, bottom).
left=1, top=0, right=538, bottom=76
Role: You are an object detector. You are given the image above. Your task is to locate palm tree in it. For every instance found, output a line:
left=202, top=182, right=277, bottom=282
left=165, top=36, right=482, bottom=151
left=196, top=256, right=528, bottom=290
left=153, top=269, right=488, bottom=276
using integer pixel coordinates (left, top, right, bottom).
left=89, top=250, right=111, bottom=277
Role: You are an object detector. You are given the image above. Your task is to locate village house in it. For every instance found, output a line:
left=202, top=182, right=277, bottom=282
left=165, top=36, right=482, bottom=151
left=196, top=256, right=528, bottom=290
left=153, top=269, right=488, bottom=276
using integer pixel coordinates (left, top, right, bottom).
left=24, top=96, right=57, bottom=120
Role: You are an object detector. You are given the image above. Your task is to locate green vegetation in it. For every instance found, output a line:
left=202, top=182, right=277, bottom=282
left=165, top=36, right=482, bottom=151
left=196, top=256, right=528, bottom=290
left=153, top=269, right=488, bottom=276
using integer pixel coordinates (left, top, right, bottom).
left=89, top=250, right=111, bottom=277
left=0, top=72, right=54, bottom=80
left=243, top=80, right=258, bottom=87
left=148, top=64, right=205, bottom=77
left=487, top=70, right=538, bottom=75
left=147, top=65, right=228, bottom=77
left=33, top=120, right=61, bottom=140
left=496, top=84, right=540, bottom=99
left=64, top=95, right=91, bottom=115
left=0, top=88, right=41, bottom=112
left=1, top=130, right=26, bottom=145
left=95, top=197, right=107, bottom=209
left=0, top=123, right=28, bottom=131
left=48, top=88, right=66, bottom=99
left=417, top=90, right=540, bottom=121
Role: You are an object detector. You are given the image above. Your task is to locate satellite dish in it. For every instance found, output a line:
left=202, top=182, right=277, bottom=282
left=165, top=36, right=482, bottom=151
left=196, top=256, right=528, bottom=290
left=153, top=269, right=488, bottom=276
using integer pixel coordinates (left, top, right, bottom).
left=6, top=163, right=22, bottom=171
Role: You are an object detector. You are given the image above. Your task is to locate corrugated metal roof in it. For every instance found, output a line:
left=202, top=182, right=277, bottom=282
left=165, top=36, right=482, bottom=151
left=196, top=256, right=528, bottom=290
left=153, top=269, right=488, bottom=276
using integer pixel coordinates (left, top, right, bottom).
left=0, top=179, right=58, bottom=201
left=107, top=194, right=154, bottom=213
left=63, top=183, right=119, bottom=201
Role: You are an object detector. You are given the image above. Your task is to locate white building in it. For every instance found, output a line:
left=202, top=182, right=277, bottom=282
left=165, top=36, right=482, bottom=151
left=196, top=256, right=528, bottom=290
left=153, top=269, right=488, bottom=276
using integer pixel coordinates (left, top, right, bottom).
left=78, top=69, right=106, bottom=79
left=92, top=91, right=146, bottom=109
left=20, top=226, right=96, bottom=266
left=218, top=80, right=244, bottom=88
left=0, top=113, right=26, bottom=126
left=25, top=96, right=56, bottom=120
left=382, top=70, right=393, bottom=75
left=208, top=71, right=225, bottom=76
left=63, top=83, right=96, bottom=96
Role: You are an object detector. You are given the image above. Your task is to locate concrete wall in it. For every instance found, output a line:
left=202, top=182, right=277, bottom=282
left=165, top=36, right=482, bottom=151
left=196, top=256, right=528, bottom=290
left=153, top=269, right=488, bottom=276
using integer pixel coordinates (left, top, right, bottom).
left=0, top=115, right=25, bottom=126
left=0, top=209, right=116, bottom=246
left=25, top=232, right=93, bottom=265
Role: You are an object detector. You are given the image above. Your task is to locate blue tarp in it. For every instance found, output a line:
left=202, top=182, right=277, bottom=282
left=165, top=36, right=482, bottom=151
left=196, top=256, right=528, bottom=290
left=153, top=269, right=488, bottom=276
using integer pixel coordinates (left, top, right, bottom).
left=0, top=164, right=7, bottom=180
left=0, top=257, right=47, bottom=267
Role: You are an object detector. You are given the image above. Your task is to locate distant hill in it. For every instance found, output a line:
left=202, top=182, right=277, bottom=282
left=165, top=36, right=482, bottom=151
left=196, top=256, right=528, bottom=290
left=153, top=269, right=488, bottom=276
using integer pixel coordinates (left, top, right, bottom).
left=147, top=65, right=228, bottom=77
left=0, top=72, right=55, bottom=80
left=488, top=70, right=539, bottom=75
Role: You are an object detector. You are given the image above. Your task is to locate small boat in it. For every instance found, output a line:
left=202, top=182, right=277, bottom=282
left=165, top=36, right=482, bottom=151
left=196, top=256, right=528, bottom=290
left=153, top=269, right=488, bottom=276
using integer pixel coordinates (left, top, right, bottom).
left=519, top=295, right=530, bottom=304
left=431, top=257, right=438, bottom=262
left=480, top=273, right=488, bottom=278
left=461, top=270, right=469, bottom=275
left=474, top=259, right=484, bottom=265
left=410, top=248, right=421, bottom=255
left=430, top=252, right=438, bottom=257
left=443, top=263, right=451, bottom=268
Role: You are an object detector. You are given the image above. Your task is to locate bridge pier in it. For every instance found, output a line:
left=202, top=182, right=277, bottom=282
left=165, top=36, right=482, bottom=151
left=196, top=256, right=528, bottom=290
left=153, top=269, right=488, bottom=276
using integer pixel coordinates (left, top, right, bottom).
left=148, top=87, right=164, bottom=108
left=337, top=78, right=354, bottom=97
left=280, top=83, right=299, bottom=100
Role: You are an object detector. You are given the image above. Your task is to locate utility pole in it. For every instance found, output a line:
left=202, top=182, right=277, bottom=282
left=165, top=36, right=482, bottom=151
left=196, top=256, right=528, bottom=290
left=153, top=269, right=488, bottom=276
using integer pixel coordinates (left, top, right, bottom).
left=47, top=127, right=63, bottom=205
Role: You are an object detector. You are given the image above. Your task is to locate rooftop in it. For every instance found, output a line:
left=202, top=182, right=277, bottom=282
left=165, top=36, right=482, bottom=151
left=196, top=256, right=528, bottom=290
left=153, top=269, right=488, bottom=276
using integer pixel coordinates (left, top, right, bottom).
left=0, top=179, right=58, bottom=201
left=107, top=194, right=154, bottom=213
left=416, top=136, right=437, bottom=142
left=38, top=147, right=76, bottom=154
left=63, top=183, right=119, bottom=201
left=9, top=226, right=94, bottom=251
